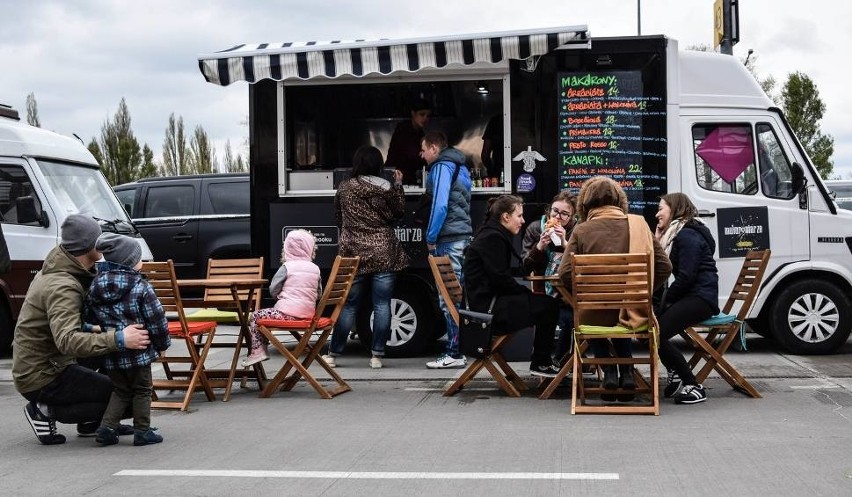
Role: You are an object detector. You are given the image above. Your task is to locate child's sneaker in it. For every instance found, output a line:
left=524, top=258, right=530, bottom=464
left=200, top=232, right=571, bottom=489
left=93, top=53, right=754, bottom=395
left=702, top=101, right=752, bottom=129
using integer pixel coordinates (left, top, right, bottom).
left=95, top=425, right=119, bottom=446
left=242, top=347, right=269, bottom=367
left=369, top=357, right=383, bottom=369
left=321, top=354, right=336, bottom=368
left=133, top=428, right=164, bottom=446
left=674, top=384, right=707, bottom=404
left=24, top=402, right=65, bottom=445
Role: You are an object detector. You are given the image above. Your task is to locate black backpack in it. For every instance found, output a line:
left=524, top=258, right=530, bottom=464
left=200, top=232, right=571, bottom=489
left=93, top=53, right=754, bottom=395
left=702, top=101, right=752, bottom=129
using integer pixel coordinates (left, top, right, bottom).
left=412, top=163, right=460, bottom=226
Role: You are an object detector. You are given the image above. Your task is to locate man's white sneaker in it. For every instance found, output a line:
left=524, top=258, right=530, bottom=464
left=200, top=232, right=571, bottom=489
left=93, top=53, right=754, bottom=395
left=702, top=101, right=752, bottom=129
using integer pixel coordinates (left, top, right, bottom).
left=369, top=357, right=383, bottom=369
left=426, top=354, right=467, bottom=369
left=321, top=354, right=336, bottom=368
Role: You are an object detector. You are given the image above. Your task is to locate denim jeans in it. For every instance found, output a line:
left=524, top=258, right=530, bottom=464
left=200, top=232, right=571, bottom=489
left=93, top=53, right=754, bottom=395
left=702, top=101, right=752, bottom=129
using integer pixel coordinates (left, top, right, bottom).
left=330, top=271, right=397, bottom=357
left=432, top=238, right=469, bottom=358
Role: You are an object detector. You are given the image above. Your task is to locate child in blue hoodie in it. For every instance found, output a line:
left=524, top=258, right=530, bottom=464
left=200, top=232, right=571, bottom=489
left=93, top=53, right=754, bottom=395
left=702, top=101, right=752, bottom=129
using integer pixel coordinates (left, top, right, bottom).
left=83, top=233, right=170, bottom=446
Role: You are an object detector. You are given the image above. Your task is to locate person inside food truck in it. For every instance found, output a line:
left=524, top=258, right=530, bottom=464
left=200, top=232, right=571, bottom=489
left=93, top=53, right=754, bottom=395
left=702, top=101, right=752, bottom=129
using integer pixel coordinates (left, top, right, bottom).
left=386, top=98, right=432, bottom=185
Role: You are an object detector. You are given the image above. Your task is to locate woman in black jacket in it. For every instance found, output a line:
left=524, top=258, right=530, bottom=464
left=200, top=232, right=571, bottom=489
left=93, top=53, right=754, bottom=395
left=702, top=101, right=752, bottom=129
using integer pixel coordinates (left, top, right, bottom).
left=464, top=195, right=559, bottom=377
left=655, top=192, right=720, bottom=405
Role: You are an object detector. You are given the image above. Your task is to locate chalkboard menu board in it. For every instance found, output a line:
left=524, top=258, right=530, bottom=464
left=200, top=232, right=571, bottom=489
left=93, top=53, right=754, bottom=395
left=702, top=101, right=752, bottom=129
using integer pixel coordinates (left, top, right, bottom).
left=557, top=70, right=666, bottom=215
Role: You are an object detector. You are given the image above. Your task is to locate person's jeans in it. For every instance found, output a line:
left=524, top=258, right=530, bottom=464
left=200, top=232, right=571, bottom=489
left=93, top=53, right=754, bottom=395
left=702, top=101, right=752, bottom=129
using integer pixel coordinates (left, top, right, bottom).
left=330, top=271, right=397, bottom=357
left=22, top=364, right=119, bottom=426
left=432, top=239, right=469, bottom=358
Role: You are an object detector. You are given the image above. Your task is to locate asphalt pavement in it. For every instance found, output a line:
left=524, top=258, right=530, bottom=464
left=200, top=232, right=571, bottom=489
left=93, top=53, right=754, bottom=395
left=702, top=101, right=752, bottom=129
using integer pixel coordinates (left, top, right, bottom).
left=1, top=329, right=851, bottom=496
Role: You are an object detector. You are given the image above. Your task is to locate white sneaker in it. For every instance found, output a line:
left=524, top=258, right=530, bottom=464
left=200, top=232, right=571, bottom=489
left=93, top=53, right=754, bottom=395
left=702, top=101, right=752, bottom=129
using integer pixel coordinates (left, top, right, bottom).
left=369, top=357, right=383, bottom=369
left=321, top=354, right=336, bottom=368
left=426, top=354, right=467, bottom=369
left=242, top=349, right=269, bottom=367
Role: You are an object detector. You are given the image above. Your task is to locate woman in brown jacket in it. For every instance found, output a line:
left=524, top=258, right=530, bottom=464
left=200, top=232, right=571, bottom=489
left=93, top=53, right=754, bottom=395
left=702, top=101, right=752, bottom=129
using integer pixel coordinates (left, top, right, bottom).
left=558, top=177, right=672, bottom=400
left=328, top=146, right=409, bottom=369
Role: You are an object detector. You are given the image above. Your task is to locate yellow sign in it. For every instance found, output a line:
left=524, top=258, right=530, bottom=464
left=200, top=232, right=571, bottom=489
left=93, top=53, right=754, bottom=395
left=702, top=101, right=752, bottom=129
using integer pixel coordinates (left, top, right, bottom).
left=714, top=0, right=724, bottom=48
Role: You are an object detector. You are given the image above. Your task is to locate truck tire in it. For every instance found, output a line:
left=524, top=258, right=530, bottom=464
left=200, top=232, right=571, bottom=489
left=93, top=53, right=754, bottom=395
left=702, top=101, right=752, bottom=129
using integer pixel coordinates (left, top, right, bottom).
left=357, top=285, right=437, bottom=358
left=770, top=279, right=852, bottom=354
left=0, top=303, right=12, bottom=356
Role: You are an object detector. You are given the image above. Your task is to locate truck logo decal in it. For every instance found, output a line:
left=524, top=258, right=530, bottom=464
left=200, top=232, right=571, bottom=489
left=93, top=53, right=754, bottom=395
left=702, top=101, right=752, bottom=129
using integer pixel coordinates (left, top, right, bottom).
left=716, top=207, right=770, bottom=258
left=283, top=226, right=338, bottom=246
left=512, top=146, right=546, bottom=172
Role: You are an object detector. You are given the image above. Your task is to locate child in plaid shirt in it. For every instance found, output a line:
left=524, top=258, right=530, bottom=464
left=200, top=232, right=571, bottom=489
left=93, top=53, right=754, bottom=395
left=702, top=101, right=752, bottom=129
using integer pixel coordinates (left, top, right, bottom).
left=83, top=233, right=170, bottom=446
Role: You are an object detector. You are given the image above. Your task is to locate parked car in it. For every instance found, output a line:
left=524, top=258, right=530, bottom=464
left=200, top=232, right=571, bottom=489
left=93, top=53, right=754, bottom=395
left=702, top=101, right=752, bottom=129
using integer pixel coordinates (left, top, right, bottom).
left=825, top=179, right=852, bottom=211
left=114, top=173, right=250, bottom=281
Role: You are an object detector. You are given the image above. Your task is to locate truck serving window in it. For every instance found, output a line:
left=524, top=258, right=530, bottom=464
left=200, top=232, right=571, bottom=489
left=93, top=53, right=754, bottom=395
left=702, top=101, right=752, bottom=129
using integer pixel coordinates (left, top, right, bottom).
left=283, top=79, right=503, bottom=192
left=693, top=123, right=758, bottom=195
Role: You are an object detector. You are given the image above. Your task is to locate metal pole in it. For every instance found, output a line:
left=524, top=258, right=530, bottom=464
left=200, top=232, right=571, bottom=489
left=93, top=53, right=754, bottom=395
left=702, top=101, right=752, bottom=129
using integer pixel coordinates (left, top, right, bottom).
left=720, top=0, right=733, bottom=54
left=637, top=0, right=642, bottom=36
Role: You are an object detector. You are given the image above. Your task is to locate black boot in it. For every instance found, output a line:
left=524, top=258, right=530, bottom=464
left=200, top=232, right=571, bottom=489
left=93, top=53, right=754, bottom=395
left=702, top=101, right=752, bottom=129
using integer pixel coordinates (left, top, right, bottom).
left=618, top=365, right=636, bottom=401
left=601, top=366, right=618, bottom=401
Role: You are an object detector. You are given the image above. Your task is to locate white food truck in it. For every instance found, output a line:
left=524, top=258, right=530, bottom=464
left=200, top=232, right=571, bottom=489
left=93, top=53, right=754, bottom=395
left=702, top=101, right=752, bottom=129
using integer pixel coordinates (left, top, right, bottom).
left=197, top=26, right=852, bottom=355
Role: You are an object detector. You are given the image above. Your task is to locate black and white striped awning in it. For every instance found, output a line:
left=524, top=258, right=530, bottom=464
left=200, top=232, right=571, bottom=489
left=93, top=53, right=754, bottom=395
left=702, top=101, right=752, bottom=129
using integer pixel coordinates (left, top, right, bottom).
left=198, top=25, right=589, bottom=86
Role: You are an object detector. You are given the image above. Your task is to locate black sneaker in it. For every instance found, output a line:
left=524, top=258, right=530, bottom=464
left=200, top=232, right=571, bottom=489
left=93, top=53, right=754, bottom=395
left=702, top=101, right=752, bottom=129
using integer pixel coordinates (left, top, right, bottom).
left=24, top=402, right=66, bottom=445
left=133, top=428, right=164, bottom=446
left=674, top=384, right=707, bottom=404
left=95, top=426, right=119, bottom=446
left=664, top=370, right=682, bottom=398
left=77, top=421, right=98, bottom=437
left=530, top=363, right=560, bottom=378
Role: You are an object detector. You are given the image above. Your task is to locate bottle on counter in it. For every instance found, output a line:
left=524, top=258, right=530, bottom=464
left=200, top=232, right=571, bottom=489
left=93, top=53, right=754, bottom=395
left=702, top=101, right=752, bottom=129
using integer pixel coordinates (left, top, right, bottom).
left=499, top=171, right=505, bottom=187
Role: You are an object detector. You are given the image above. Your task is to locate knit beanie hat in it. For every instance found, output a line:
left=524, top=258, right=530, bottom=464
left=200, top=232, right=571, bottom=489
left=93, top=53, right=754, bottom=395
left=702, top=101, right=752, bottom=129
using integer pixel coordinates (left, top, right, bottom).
left=60, top=214, right=102, bottom=256
left=96, top=233, right=142, bottom=268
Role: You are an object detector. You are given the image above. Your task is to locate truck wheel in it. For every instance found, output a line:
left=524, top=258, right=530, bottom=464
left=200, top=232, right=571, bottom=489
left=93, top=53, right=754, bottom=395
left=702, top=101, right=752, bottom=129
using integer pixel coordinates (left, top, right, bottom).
left=357, top=285, right=435, bottom=358
left=0, top=303, right=12, bottom=356
left=770, top=280, right=852, bottom=354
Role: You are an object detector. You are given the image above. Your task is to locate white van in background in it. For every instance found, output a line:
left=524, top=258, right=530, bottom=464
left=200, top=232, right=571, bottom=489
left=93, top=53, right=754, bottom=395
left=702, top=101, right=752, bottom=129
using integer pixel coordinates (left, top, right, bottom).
left=0, top=104, right=153, bottom=352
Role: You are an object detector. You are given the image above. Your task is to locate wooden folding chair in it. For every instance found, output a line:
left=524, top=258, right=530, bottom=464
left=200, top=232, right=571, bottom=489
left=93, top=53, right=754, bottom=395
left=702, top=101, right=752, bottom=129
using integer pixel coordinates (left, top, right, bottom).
left=256, top=255, right=359, bottom=399
left=190, top=258, right=265, bottom=393
left=684, top=249, right=771, bottom=398
left=570, top=252, right=660, bottom=415
left=428, top=255, right=528, bottom=397
left=141, top=260, right=217, bottom=411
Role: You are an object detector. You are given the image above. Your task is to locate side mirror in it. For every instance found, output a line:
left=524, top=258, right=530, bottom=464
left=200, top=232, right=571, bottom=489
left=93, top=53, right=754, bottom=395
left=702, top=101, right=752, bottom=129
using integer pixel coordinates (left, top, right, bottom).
left=15, top=196, right=49, bottom=226
left=790, top=162, right=807, bottom=195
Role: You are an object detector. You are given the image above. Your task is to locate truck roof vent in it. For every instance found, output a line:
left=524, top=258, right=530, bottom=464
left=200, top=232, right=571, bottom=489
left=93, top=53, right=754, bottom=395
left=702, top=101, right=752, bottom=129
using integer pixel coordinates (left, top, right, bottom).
left=0, top=104, right=21, bottom=120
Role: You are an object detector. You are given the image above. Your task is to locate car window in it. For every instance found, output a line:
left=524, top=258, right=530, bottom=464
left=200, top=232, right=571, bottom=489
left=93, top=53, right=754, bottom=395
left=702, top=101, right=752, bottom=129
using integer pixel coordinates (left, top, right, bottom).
left=0, top=164, right=43, bottom=226
left=143, top=185, right=194, bottom=217
left=693, top=123, right=758, bottom=195
left=114, top=188, right=136, bottom=217
left=831, top=184, right=852, bottom=210
left=208, top=180, right=249, bottom=214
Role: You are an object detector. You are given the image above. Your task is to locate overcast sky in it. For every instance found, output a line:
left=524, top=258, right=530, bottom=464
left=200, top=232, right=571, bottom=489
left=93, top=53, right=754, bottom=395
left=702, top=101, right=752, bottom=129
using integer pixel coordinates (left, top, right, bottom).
left=3, top=0, right=851, bottom=179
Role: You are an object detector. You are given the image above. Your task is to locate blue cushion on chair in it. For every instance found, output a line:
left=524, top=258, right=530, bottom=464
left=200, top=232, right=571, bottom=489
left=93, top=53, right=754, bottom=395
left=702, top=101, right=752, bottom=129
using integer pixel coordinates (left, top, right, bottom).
left=699, top=312, right=737, bottom=326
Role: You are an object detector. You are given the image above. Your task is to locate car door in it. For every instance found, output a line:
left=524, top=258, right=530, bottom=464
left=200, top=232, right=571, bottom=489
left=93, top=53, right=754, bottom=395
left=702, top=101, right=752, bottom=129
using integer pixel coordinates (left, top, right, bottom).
left=679, top=114, right=809, bottom=310
left=134, top=182, right=200, bottom=279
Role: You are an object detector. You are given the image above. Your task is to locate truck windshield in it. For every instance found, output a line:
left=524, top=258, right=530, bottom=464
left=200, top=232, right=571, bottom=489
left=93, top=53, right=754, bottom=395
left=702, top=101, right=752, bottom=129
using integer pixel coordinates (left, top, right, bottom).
left=37, top=159, right=136, bottom=233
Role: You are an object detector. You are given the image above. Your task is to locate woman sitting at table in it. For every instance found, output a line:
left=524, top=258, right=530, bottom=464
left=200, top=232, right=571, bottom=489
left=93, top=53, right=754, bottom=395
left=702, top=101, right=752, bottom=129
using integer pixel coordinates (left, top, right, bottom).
left=654, top=192, right=719, bottom=405
left=464, top=195, right=559, bottom=377
left=522, top=191, right=578, bottom=364
left=558, top=176, right=671, bottom=401
left=243, top=229, right=322, bottom=366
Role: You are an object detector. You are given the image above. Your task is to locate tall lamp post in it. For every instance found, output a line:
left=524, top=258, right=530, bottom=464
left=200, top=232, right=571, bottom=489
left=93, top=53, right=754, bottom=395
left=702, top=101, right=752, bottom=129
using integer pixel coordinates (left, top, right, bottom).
left=637, top=0, right=641, bottom=36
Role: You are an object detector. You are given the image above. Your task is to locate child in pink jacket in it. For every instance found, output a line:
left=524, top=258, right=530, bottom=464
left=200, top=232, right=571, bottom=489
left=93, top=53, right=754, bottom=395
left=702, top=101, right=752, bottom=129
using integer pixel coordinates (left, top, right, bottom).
left=243, top=229, right=322, bottom=366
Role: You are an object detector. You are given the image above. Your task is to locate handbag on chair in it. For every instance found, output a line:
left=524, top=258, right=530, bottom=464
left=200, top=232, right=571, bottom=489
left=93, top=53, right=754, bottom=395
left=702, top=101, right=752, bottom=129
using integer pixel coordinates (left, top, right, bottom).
left=458, top=294, right=497, bottom=359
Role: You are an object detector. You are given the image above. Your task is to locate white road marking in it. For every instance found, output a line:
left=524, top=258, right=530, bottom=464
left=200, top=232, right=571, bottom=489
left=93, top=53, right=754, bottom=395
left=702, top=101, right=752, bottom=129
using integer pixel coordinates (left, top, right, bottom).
left=115, top=469, right=618, bottom=480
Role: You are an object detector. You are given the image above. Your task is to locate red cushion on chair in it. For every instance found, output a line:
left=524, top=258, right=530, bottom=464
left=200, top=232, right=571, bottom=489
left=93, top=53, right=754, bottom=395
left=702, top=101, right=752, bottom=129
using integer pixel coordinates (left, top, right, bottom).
left=256, top=317, right=333, bottom=329
left=168, top=320, right=216, bottom=337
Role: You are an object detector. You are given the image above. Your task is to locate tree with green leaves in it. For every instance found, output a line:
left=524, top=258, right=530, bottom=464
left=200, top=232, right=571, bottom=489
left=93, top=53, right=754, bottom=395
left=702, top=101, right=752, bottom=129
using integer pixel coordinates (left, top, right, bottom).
left=26, top=93, right=40, bottom=127
left=140, top=144, right=159, bottom=179
left=222, top=139, right=247, bottom=173
left=189, top=125, right=217, bottom=174
left=88, top=98, right=148, bottom=186
left=161, top=113, right=190, bottom=176
left=781, top=72, right=834, bottom=179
